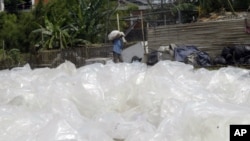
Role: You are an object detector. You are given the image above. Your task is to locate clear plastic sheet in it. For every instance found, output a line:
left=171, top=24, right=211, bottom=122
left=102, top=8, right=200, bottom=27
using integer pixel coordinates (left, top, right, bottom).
left=0, top=60, right=250, bottom=141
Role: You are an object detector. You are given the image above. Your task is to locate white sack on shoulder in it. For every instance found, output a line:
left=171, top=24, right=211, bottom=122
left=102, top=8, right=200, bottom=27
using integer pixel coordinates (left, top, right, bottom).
left=108, top=30, right=125, bottom=41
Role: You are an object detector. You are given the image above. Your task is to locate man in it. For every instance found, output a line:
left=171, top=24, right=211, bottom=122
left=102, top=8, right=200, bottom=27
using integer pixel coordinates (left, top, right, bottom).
left=109, top=30, right=126, bottom=63
left=112, top=35, right=124, bottom=63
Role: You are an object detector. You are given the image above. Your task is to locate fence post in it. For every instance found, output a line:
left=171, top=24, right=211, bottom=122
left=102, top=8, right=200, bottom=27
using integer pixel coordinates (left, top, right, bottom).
left=141, top=11, right=146, bottom=55
left=117, top=13, right=120, bottom=31
left=85, top=46, right=88, bottom=59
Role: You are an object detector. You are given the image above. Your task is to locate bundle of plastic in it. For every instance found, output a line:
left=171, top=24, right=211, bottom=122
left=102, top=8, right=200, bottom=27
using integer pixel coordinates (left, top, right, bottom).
left=0, top=60, right=250, bottom=141
left=108, top=30, right=127, bottom=43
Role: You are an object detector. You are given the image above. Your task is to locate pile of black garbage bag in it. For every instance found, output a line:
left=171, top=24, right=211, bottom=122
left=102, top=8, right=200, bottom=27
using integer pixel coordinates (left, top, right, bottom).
left=214, top=45, right=250, bottom=65
left=147, top=44, right=212, bottom=67
left=172, top=45, right=212, bottom=67
left=146, top=44, right=250, bottom=67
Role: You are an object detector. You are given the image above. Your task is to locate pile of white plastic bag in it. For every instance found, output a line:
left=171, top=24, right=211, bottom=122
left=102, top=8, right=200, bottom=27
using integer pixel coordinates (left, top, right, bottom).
left=0, top=60, right=250, bottom=141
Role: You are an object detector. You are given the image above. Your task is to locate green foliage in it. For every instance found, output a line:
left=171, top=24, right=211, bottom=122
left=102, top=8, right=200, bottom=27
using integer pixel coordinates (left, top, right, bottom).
left=172, top=2, right=197, bottom=13
left=115, top=2, right=141, bottom=31
left=0, top=49, right=5, bottom=60
left=0, top=13, right=20, bottom=50
left=0, top=48, right=22, bottom=66
left=7, top=48, right=22, bottom=64
left=17, top=12, right=36, bottom=52
left=32, top=0, right=46, bottom=24
left=0, top=12, right=26, bottom=66
left=0, top=11, right=35, bottom=52
left=0, top=0, right=141, bottom=52
left=127, top=3, right=139, bottom=11
left=69, top=0, right=115, bottom=43
left=32, top=16, right=73, bottom=49
left=30, top=0, right=112, bottom=48
left=30, top=0, right=77, bottom=49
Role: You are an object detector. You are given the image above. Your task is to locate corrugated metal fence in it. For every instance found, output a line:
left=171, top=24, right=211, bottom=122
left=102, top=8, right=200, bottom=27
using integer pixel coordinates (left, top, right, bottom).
left=147, top=18, right=250, bottom=57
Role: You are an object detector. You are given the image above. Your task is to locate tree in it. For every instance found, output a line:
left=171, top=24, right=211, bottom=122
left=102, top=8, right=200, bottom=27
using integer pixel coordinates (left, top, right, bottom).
left=0, top=12, right=26, bottom=66
left=30, top=0, right=77, bottom=49
left=69, top=0, right=116, bottom=43
left=0, top=12, right=20, bottom=50
left=17, top=12, right=36, bottom=52
left=31, top=16, right=73, bottom=49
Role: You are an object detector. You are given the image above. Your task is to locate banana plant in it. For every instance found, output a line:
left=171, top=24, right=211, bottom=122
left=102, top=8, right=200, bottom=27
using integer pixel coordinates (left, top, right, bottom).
left=32, top=16, right=75, bottom=49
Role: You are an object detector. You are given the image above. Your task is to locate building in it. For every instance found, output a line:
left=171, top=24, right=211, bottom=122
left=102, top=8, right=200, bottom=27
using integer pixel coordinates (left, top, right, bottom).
left=151, top=0, right=176, bottom=4
left=34, top=0, right=50, bottom=5
left=0, top=0, right=51, bottom=12
left=0, top=0, right=4, bottom=12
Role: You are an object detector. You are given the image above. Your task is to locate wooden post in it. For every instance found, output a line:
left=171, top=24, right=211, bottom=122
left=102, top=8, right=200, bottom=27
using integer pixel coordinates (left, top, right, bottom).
left=141, top=11, right=148, bottom=63
left=117, top=13, right=120, bottom=31
left=141, top=11, right=146, bottom=54
left=85, top=46, right=88, bottom=59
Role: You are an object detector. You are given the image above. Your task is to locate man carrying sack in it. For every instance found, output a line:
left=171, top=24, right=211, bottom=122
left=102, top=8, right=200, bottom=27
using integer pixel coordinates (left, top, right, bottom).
left=108, top=30, right=127, bottom=63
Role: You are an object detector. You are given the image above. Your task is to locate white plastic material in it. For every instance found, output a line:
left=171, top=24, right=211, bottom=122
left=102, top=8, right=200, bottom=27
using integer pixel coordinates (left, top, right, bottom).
left=1, top=60, right=250, bottom=141
left=108, top=30, right=127, bottom=43
left=108, top=30, right=124, bottom=40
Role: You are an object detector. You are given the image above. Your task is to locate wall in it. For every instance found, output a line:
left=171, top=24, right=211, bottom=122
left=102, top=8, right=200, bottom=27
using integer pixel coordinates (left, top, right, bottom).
left=147, top=19, right=250, bottom=57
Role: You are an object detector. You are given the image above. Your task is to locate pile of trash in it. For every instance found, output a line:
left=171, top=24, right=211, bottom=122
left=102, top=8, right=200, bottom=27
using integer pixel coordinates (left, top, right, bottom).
left=147, top=43, right=250, bottom=68
left=147, top=44, right=212, bottom=67
left=214, top=45, right=250, bottom=65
